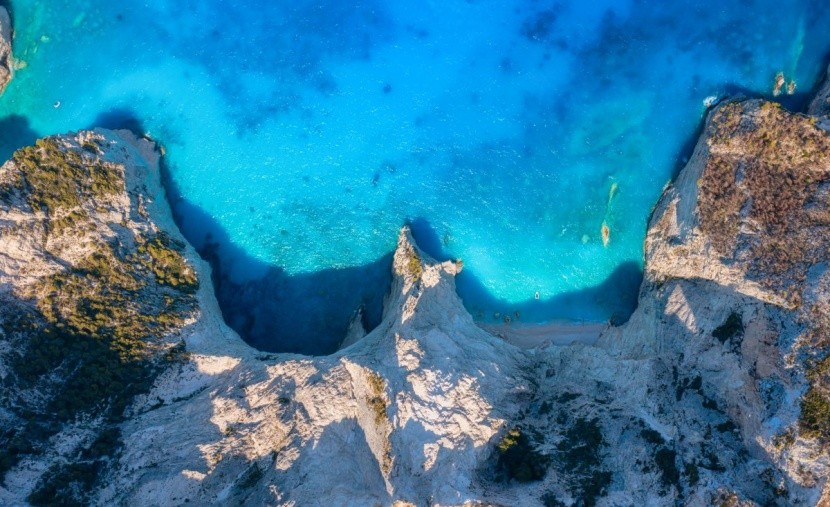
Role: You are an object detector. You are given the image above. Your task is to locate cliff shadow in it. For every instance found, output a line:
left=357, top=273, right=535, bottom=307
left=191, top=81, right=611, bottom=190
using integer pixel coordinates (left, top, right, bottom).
left=163, top=185, right=641, bottom=355
left=798, top=48, right=830, bottom=113
left=87, top=109, right=396, bottom=357
left=89, top=108, right=148, bottom=136
left=408, top=218, right=642, bottom=326
left=167, top=189, right=640, bottom=356
left=87, top=108, right=641, bottom=354
left=718, top=81, right=818, bottom=115
left=161, top=162, right=392, bottom=357
left=0, top=114, right=40, bottom=163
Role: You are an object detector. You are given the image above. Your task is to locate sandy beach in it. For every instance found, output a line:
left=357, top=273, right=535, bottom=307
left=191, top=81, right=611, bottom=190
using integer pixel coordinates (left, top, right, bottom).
left=478, top=320, right=608, bottom=349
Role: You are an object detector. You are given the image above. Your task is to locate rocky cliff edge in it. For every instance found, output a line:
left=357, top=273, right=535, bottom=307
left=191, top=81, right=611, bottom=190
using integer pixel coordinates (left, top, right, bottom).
left=0, top=95, right=830, bottom=505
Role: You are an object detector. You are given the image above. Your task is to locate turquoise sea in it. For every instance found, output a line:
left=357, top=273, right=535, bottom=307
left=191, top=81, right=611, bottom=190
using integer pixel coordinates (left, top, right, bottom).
left=1, top=0, right=829, bottom=354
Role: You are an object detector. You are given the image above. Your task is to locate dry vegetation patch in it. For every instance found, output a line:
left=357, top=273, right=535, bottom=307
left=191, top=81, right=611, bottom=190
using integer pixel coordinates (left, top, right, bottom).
left=699, top=101, right=830, bottom=304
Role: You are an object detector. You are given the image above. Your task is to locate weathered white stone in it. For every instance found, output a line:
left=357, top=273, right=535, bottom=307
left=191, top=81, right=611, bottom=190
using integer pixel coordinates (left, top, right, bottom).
left=1, top=97, right=830, bottom=505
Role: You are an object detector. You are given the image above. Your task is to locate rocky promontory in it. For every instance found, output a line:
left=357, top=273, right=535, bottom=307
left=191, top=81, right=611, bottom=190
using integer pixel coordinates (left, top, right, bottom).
left=1, top=85, right=830, bottom=506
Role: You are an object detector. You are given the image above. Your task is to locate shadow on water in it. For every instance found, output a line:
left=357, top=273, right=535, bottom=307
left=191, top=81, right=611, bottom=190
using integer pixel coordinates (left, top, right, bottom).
left=90, top=108, right=148, bottom=136
left=408, top=218, right=642, bottom=326
left=85, top=109, right=386, bottom=357
left=87, top=109, right=644, bottom=355
left=161, top=164, right=393, bottom=357
left=0, top=115, right=40, bottom=163
left=178, top=196, right=641, bottom=354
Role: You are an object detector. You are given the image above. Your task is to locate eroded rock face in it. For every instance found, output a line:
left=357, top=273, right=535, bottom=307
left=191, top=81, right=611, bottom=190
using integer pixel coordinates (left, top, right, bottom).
left=1, top=99, right=830, bottom=505
left=0, top=7, right=12, bottom=93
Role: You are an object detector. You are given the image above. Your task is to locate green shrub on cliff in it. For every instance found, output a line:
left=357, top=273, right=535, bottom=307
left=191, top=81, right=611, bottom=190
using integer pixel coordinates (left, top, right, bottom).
left=700, top=101, right=830, bottom=304
left=799, top=388, right=830, bottom=440
left=12, top=138, right=122, bottom=216
left=496, top=427, right=550, bottom=482
left=654, top=447, right=680, bottom=489
left=712, top=312, right=743, bottom=344
left=800, top=357, right=830, bottom=442
left=0, top=135, right=200, bottom=504
left=27, top=427, right=122, bottom=506
left=367, top=372, right=388, bottom=425
left=138, top=232, right=199, bottom=292
left=556, top=417, right=611, bottom=506
left=405, top=249, right=423, bottom=281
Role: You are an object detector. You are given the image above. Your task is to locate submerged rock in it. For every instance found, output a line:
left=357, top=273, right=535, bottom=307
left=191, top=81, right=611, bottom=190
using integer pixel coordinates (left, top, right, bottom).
left=773, top=71, right=786, bottom=97
left=1, top=81, right=830, bottom=506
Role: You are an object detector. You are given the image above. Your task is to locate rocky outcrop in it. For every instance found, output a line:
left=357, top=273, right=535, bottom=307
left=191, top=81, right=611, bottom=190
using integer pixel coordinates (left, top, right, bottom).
left=92, top=228, right=531, bottom=506
left=0, top=130, right=237, bottom=504
left=1, top=94, right=830, bottom=505
left=0, top=7, right=12, bottom=93
left=598, top=99, right=830, bottom=505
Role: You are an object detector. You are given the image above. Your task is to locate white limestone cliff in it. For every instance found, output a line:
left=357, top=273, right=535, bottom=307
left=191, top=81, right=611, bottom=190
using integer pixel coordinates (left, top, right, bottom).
left=1, top=99, right=830, bottom=505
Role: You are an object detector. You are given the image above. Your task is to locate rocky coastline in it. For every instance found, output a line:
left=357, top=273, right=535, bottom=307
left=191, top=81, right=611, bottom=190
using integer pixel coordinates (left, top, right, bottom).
left=0, top=6, right=12, bottom=94
left=1, top=15, right=830, bottom=504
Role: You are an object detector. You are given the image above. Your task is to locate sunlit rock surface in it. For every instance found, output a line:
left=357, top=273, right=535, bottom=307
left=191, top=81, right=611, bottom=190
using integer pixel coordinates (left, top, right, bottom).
left=2, top=88, right=830, bottom=506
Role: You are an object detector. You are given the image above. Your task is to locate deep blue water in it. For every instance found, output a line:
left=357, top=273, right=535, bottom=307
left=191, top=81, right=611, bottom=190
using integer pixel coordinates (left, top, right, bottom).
left=1, top=1, right=829, bottom=354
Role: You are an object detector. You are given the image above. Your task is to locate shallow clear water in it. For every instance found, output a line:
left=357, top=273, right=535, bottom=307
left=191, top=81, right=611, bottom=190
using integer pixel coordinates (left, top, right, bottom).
left=2, top=0, right=829, bottom=353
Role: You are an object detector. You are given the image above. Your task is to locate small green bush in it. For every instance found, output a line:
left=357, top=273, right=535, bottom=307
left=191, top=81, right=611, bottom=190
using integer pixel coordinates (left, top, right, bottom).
left=799, top=388, right=830, bottom=440
left=237, top=463, right=264, bottom=490
left=684, top=462, right=700, bottom=486
left=366, top=372, right=387, bottom=425
left=712, top=312, right=743, bottom=343
left=405, top=250, right=422, bottom=281
left=138, top=232, right=199, bottom=292
left=801, top=356, right=830, bottom=443
left=496, top=427, right=550, bottom=482
left=641, top=428, right=665, bottom=445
